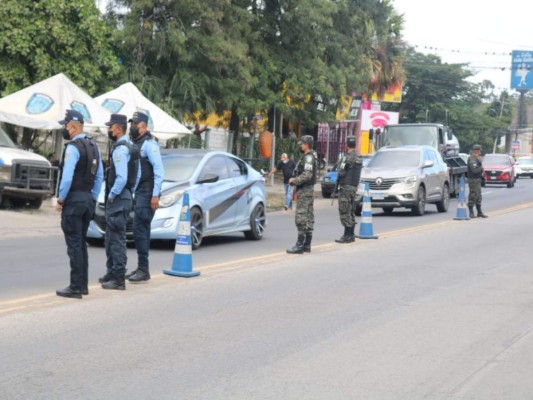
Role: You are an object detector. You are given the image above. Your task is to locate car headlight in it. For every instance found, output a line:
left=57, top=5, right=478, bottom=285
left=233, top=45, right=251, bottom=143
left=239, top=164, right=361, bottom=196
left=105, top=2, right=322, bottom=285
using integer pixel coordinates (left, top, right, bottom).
left=158, top=190, right=184, bottom=208
left=401, top=176, right=418, bottom=185
left=0, top=165, right=10, bottom=182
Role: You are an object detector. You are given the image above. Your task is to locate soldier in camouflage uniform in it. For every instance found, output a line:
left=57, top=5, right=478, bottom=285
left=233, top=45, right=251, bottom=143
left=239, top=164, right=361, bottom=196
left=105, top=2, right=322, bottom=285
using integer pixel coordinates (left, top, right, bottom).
left=287, top=135, right=318, bottom=254
left=467, top=144, right=488, bottom=218
left=335, top=136, right=363, bottom=243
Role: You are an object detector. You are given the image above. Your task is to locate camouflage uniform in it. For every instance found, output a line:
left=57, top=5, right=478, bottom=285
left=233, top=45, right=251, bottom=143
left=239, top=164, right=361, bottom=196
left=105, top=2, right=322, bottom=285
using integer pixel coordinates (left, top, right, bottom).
left=467, top=145, right=487, bottom=218
left=335, top=136, right=363, bottom=243
left=292, top=151, right=317, bottom=235
left=287, top=136, right=318, bottom=254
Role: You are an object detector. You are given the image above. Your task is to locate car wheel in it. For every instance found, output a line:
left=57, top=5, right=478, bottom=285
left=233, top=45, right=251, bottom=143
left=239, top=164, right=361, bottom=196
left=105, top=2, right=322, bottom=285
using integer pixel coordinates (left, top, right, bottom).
left=86, top=238, right=104, bottom=247
left=382, top=207, right=394, bottom=214
left=244, top=203, right=266, bottom=240
left=507, top=179, right=514, bottom=188
left=481, top=181, right=486, bottom=187
left=321, top=189, right=331, bottom=198
left=411, top=185, right=426, bottom=216
left=190, top=207, right=203, bottom=250
left=436, top=184, right=450, bottom=212
left=28, top=198, right=43, bottom=209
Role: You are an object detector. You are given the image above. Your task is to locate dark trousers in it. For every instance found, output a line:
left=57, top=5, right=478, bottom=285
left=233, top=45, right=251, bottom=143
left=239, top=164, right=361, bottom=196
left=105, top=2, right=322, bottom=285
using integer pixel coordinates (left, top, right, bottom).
left=61, top=192, right=94, bottom=291
left=105, top=194, right=132, bottom=278
left=133, top=191, right=156, bottom=271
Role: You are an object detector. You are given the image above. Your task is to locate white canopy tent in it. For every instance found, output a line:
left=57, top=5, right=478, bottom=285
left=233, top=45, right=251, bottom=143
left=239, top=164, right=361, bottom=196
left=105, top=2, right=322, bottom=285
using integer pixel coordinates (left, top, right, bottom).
left=0, top=73, right=110, bottom=130
left=95, top=82, right=191, bottom=142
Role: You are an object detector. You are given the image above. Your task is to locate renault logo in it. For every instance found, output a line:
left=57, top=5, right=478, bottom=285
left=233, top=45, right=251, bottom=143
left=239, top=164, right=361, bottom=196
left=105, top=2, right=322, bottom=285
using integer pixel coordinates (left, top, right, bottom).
left=376, top=177, right=383, bottom=187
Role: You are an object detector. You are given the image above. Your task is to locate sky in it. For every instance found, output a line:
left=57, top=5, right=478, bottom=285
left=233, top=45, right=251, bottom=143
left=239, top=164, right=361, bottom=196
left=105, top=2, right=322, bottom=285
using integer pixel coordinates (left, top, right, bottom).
left=393, top=0, right=533, bottom=92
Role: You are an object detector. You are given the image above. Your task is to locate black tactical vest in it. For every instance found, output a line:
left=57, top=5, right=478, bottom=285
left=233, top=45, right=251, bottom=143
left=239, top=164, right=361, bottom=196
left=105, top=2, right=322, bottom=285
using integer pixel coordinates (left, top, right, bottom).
left=338, top=152, right=363, bottom=186
left=108, top=141, right=140, bottom=190
left=295, top=151, right=318, bottom=186
left=61, top=137, right=100, bottom=192
left=133, top=133, right=155, bottom=192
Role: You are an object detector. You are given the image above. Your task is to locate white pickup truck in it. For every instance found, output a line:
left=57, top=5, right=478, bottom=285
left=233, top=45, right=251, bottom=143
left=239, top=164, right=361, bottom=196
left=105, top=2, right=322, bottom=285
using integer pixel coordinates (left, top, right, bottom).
left=0, top=128, right=55, bottom=209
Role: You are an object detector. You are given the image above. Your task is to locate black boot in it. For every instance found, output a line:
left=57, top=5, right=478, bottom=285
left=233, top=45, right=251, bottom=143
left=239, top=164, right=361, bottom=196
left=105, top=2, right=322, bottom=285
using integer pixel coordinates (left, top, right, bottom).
left=469, top=207, right=476, bottom=219
left=287, top=234, right=305, bottom=254
left=335, top=227, right=350, bottom=243
left=476, top=205, right=488, bottom=218
left=303, top=233, right=312, bottom=253
left=125, top=268, right=138, bottom=279
left=56, top=286, right=82, bottom=299
left=128, top=269, right=151, bottom=283
left=98, top=272, right=113, bottom=284
left=101, top=274, right=126, bottom=290
left=82, top=287, right=89, bottom=296
left=348, top=225, right=356, bottom=242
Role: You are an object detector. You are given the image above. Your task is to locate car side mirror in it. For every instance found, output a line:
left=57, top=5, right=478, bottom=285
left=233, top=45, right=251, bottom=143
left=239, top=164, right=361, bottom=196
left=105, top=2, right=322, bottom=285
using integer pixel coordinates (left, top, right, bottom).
left=197, top=174, right=219, bottom=184
left=422, top=160, right=434, bottom=169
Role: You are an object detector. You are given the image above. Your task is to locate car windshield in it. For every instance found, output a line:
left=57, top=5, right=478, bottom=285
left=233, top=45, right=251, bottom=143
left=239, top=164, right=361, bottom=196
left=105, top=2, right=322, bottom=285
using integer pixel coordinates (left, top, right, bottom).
left=162, top=154, right=204, bottom=182
left=0, top=128, right=16, bottom=148
left=368, top=150, right=421, bottom=168
left=483, top=154, right=510, bottom=165
left=518, top=158, right=533, bottom=165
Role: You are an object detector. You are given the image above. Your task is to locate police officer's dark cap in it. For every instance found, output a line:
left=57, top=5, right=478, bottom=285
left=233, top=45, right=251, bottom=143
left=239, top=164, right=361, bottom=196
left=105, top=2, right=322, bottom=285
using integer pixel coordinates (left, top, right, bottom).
left=472, top=144, right=482, bottom=151
left=128, top=111, right=149, bottom=124
left=105, top=113, right=128, bottom=126
left=346, top=136, right=356, bottom=148
left=298, top=135, right=314, bottom=145
left=58, top=109, right=84, bottom=125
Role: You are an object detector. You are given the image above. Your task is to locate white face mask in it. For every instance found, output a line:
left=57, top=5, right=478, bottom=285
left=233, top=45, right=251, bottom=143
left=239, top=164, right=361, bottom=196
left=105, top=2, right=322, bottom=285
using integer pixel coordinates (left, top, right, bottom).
left=282, top=159, right=288, bottom=163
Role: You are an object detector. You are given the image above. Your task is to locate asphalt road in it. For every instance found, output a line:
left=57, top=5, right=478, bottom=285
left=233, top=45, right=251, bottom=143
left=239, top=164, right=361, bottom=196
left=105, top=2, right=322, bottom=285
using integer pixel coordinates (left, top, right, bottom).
left=1, top=179, right=533, bottom=399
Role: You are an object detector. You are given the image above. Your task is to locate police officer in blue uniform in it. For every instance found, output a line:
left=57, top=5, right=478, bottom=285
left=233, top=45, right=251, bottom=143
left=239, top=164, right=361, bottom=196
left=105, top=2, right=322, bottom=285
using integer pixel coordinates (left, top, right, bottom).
left=125, top=112, right=164, bottom=283
left=56, top=110, right=104, bottom=299
left=99, top=114, right=141, bottom=290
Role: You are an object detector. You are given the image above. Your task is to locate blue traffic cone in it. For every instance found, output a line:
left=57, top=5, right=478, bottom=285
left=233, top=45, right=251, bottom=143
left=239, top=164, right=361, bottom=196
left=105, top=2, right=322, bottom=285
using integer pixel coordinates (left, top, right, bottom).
left=355, top=182, right=379, bottom=239
left=164, top=192, right=200, bottom=278
left=454, top=176, right=470, bottom=221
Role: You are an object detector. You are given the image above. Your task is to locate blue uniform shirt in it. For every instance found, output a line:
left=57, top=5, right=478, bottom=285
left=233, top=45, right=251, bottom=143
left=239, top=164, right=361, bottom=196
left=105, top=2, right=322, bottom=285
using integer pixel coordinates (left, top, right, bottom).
left=140, top=138, right=165, bottom=197
left=109, top=135, right=141, bottom=199
left=58, top=134, right=104, bottom=201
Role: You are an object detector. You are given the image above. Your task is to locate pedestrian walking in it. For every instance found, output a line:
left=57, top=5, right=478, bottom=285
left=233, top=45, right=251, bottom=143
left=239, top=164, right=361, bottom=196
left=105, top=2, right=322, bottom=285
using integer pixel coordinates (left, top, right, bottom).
left=55, top=110, right=104, bottom=299
left=286, top=135, right=318, bottom=254
left=267, top=152, right=296, bottom=210
left=335, top=136, right=363, bottom=243
left=99, top=114, right=141, bottom=290
left=467, top=144, right=488, bottom=218
left=125, top=112, right=164, bottom=283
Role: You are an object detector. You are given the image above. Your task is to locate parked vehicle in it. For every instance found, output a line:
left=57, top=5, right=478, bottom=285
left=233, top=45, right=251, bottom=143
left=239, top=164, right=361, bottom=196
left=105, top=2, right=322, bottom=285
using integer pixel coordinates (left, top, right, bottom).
left=86, top=149, right=267, bottom=249
left=482, top=153, right=515, bottom=188
left=320, top=154, right=373, bottom=198
left=355, top=146, right=450, bottom=216
left=373, top=123, right=467, bottom=197
left=514, top=156, right=533, bottom=178
left=0, top=127, right=54, bottom=208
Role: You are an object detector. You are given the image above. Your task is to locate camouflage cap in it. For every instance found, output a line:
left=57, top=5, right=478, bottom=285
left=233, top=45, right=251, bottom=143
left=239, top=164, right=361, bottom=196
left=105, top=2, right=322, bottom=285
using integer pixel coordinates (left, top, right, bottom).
left=298, top=135, right=314, bottom=145
left=346, top=136, right=356, bottom=148
left=472, top=144, right=482, bottom=151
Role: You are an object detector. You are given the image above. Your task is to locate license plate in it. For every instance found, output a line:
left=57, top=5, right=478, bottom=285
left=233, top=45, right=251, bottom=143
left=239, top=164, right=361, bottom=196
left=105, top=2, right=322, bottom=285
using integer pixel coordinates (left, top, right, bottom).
left=372, top=191, right=386, bottom=200
left=490, top=176, right=496, bottom=180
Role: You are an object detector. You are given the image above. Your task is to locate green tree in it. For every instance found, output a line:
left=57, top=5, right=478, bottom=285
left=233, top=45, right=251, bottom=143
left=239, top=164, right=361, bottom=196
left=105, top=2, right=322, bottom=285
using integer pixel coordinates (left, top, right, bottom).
left=0, top=0, right=122, bottom=96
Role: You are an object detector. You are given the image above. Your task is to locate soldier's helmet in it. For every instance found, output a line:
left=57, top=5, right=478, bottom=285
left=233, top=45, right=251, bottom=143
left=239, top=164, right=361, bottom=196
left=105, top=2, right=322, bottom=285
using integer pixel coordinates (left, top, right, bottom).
left=472, top=144, right=482, bottom=151
left=346, top=136, right=356, bottom=148
left=298, top=135, right=314, bottom=146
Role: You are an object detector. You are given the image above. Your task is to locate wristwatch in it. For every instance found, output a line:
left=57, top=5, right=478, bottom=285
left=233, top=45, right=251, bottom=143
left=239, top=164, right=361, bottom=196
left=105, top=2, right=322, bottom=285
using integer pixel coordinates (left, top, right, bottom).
left=57, top=199, right=64, bottom=206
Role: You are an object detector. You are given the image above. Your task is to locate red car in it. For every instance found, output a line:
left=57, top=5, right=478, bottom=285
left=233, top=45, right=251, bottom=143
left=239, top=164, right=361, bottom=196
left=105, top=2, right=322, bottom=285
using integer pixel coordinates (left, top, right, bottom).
left=482, top=153, right=515, bottom=188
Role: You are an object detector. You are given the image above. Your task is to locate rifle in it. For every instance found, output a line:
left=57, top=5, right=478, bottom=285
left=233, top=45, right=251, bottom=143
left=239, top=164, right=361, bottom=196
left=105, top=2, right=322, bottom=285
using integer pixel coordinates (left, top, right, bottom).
left=104, top=139, right=112, bottom=205
left=331, top=178, right=339, bottom=206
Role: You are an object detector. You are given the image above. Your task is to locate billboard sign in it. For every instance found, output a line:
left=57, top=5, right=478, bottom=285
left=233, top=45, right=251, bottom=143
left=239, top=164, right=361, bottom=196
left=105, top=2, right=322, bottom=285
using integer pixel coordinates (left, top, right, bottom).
left=511, top=50, right=533, bottom=90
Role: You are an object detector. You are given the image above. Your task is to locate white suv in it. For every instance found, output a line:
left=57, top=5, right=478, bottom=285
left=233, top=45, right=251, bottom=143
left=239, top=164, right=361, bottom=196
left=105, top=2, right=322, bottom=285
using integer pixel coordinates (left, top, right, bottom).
left=515, top=156, right=533, bottom=179
left=355, top=146, right=450, bottom=216
left=0, top=128, right=54, bottom=208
